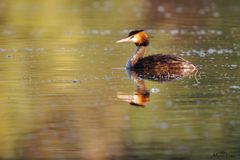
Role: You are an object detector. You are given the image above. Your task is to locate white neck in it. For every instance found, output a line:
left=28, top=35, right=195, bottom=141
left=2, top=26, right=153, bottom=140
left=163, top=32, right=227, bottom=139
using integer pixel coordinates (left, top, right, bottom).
left=126, top=46, right=146, bottom=68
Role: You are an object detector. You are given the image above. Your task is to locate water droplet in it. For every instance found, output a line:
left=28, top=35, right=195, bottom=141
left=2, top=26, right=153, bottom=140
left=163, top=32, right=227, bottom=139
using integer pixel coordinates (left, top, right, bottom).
left=157, top=5, right=165, bottom=13
left=11, top=48, right=17, bottom=52
left=36, top=48, right=44, bottom=52
left=0, top=48, right=5, bottom=52
left=25, top=48, right=33, bottom=52
left=159, top=122, right=169, bottom=129
left=176, top=7, right=183, bottom=13
left=198, top=50, right=206, bottom=57
left=216, top=30, right=223, bottom=35
left=198, top=9, right=205, bottom=15
left=208, top=48, right=216, bottom=54
left=151, top=88, right=160, bottom=94
left=104, top=76, right=112, bottom=81
left=170, top=29, right=179, bottom=35
left=230, top=64, right=237, bottom=68
left=165, top=100, right=173, bottom=107
left=165, top=13, right=171, bottom=18
left=213, top=12, right=220, bottom=17
left=123, top=115, right=129, bottom=121
left=229, top=86, right=240, bottom=89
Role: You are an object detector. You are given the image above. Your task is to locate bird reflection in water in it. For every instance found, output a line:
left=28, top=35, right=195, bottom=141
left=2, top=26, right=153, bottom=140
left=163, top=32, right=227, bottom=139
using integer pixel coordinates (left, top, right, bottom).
left=117, top=67, right=196, bottom=107
left=117, top=70, right=150, bottom=107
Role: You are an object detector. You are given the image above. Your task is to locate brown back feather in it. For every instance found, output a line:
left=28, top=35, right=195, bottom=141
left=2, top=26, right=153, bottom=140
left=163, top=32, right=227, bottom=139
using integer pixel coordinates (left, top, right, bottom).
left=134, top=54, right=192, bottom=69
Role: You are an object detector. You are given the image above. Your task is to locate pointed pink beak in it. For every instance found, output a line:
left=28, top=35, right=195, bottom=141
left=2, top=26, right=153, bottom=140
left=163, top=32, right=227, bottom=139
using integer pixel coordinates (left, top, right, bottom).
left=116, top=37, right=132, bottom=43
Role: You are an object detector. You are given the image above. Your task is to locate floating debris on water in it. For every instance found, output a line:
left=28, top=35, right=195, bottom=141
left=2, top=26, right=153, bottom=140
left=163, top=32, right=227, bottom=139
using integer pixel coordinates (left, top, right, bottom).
left=72, top=79, right=80, bottom=83
left=5, top=55, right=12, bottom=58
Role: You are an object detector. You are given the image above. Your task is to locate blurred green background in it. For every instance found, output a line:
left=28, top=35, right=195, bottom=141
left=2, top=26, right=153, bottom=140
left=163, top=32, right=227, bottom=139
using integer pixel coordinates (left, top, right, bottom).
left=0, top=0, right=239, bottom=159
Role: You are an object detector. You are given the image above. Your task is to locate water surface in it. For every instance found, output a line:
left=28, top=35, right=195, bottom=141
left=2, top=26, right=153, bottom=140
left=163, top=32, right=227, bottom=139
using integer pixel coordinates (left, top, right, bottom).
left=0, top=0, right=239, bottom=159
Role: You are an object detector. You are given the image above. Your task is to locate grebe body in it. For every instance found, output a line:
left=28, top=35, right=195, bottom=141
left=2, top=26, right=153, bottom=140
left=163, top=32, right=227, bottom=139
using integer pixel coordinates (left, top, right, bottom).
left=134, top=54, right=195, bottom=70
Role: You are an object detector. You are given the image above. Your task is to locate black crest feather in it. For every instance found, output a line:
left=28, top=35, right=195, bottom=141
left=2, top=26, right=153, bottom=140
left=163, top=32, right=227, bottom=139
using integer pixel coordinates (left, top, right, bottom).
left=128, top=30, right=144, bottom=37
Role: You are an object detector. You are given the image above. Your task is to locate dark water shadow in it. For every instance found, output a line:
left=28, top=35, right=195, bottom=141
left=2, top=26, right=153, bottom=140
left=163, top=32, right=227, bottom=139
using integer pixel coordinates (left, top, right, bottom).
left=117, top=67, right=196, bottom=107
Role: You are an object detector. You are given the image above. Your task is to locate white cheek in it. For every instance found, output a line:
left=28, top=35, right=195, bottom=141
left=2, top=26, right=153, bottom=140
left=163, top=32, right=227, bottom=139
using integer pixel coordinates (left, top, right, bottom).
left=131, top=37, right=138, bottom=43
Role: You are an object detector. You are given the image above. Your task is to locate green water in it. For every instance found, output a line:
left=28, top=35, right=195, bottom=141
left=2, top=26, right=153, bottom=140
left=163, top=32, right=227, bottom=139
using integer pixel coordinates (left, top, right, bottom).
left=0, top=0, right=239, bottom=159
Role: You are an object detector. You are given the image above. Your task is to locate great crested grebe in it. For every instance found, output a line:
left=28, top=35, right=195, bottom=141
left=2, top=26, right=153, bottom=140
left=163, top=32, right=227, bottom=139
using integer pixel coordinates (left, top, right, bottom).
left=116, top=30, right=196, bottom=70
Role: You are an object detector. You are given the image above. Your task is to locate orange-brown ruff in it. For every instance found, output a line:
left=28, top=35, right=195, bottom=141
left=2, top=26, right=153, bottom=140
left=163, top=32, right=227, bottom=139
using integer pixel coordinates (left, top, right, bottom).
left=116, top=30, right=196, bottom=70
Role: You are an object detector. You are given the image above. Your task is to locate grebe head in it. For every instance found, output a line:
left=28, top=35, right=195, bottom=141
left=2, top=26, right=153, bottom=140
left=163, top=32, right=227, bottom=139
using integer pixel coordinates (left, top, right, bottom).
left=116, top=30, right=149, bottom=46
